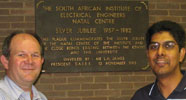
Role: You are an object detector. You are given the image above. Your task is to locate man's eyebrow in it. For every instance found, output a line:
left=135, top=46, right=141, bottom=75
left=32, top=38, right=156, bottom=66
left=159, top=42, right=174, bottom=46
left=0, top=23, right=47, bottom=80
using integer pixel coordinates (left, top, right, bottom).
left=33, top=52, right=41, bottom=54
left=150, top=41, right=175, bottom=43
left=164, top=41, right=176, bottom=43
left=149, top=42, right=158, bottom=44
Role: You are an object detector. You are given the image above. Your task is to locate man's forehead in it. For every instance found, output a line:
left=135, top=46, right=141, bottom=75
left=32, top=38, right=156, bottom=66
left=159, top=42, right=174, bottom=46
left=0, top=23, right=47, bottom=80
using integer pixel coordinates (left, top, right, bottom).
left=152, top=31, right=175, bottom=39
left=10, top=33, right=40, bottom=48
left=12, top=33, right=34, bottom=39
left=10, top=33, right=39, bottom=45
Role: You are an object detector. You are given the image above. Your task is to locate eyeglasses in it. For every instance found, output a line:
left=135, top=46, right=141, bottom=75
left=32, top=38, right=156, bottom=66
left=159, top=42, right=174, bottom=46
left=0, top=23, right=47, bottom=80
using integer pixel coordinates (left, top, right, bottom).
left=149, top=41, right=177, bottom=50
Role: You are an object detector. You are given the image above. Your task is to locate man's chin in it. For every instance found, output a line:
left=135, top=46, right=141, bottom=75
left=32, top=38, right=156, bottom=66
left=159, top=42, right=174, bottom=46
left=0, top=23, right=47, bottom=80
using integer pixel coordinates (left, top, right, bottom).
left=22, top=75, right=37, bottom=83
left=153, top=70, right=170, bottom=78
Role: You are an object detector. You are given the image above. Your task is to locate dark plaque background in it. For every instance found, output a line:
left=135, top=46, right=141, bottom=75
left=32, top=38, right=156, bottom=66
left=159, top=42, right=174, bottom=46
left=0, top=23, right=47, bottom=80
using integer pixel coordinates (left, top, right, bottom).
left=35, top=0, right=149, bottom=72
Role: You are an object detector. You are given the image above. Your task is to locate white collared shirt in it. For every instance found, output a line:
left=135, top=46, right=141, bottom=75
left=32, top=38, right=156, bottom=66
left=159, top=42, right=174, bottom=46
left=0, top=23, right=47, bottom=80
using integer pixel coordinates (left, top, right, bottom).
left=0, top=76, right=47, bottom=100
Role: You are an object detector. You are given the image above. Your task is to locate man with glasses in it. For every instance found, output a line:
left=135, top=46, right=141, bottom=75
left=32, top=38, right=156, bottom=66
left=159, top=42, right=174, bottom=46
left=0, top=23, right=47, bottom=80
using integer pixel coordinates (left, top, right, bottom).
left=131, top=20, right=186, bottom=100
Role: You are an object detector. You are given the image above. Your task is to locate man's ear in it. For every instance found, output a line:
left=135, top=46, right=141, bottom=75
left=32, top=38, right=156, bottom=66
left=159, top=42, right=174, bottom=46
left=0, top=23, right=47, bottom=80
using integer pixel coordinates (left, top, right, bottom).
left=0, top=55, right=9, bottom=70
left=146, top=50, right=149, bottom=58
left=179, top=48, right=186, bottom=62
left=41, top=57, right=44, bottom=64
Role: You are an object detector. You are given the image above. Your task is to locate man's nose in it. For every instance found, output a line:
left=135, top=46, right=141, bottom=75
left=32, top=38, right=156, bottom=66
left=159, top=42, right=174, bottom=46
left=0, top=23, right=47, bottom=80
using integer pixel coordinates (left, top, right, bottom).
left=157, top=45, right=165, bottom=56
left=26, top=55, right=33, bottom=64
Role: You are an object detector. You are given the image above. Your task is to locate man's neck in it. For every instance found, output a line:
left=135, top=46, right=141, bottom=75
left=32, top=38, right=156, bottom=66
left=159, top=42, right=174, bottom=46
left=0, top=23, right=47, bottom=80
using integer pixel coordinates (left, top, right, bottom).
left=157, top=71, right=183, bottom=98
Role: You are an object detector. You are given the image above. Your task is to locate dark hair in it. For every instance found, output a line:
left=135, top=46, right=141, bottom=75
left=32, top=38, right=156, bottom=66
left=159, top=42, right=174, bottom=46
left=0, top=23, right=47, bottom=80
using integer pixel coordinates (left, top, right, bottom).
left=2, top=31, right=44, bottom=58
left=146, top=20, right=185, bottom=50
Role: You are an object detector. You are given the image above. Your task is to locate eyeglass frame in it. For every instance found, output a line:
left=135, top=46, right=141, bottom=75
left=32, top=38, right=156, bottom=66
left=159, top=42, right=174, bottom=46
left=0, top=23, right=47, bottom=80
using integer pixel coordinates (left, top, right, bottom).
left=148, top=41, right=177, bottom=51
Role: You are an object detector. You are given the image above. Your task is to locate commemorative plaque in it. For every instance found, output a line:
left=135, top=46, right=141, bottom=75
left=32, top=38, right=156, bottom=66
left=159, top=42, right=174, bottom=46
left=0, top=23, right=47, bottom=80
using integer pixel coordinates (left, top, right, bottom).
left=35, top=0, right=149, bottom=72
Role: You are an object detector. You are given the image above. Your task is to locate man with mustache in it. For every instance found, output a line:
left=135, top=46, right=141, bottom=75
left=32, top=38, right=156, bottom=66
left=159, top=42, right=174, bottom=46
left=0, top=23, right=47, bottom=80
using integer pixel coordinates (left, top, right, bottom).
left=0, top=32, right=47, bottom=100
left=131, top=20, right=186, bottom=100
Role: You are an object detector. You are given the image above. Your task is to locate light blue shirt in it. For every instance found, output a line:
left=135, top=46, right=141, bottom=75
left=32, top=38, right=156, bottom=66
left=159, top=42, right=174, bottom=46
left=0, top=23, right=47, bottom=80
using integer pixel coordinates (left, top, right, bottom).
left=0, top=76, right=47, bottom=100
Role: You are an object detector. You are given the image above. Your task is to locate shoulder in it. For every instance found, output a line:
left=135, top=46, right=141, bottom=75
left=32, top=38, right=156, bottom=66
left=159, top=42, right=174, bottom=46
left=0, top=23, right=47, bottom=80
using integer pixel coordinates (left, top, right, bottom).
left=32, top=86, right=47, bottom=100
left=0, top=77, right=14, bottom=99
left=0, top=77, right=10, bottom=94
left=131, top=83, right=154, bottom=100
left=0, top=88, right=10, bottom=100
left=38, top=91, right=47, bottom=100
left=0, top=78, right=9, bottom=93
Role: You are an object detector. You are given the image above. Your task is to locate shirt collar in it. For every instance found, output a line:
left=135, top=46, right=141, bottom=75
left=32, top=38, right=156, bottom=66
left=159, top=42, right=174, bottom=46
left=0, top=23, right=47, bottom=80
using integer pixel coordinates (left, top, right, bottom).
left=148, top=80, right=161, bottom=97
